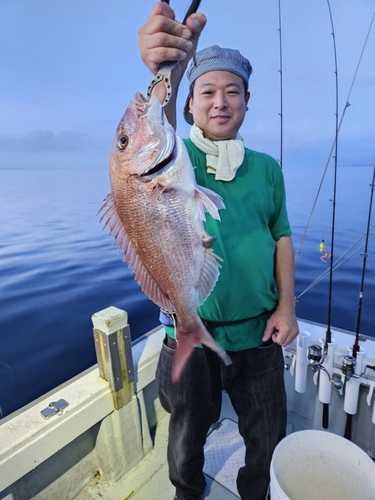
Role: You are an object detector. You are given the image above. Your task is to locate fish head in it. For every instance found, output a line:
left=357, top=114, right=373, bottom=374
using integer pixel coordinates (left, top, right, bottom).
left=109, top=92, right=175, bottom=179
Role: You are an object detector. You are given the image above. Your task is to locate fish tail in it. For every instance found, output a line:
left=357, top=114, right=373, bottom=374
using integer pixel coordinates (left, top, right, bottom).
left=172, top=322, right=232, bottom=383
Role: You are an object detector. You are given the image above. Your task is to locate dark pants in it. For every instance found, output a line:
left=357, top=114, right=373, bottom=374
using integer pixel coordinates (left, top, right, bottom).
left=156, top=335, right=287, bottom=500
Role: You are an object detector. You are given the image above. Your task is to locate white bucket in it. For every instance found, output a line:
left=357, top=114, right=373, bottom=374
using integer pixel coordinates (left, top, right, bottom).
left=270, top=430, right=375, bottom=500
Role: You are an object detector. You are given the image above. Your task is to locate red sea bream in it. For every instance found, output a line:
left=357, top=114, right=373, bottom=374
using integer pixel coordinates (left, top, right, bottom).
left=100, top=92, right=231, bottom=381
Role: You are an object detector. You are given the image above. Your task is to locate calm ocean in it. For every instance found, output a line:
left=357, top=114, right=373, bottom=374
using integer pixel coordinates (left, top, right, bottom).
left=1, top=165, right=374, bottom=417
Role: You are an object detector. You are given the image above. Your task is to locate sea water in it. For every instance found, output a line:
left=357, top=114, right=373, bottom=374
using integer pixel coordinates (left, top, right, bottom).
left=0, top=165, right=374, bottom=417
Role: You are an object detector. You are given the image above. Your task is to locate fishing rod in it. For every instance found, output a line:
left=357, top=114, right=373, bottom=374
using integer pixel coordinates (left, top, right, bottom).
left=277, top=0, right=284, bottom=170
left=344, top=163, right=375, bottom=440
left=161, top=0, right=201, bottom=25
left=320, top=0, right=339, bottom=430
left=324, top=0, right=338, bottom=349
left=352, top=164, right=375, bottom=356
left=294, top=12, right=375, bottom=262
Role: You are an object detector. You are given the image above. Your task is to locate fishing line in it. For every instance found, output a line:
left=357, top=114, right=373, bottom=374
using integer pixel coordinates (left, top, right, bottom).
left=277, top=0, right=284, bottom=170
left=296, top=226, right=375, bottom=299
left=295, top=11, right=375, bottom=261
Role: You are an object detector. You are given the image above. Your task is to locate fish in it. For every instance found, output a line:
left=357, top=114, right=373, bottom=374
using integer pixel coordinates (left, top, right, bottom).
left=99, top=92, right=231, bottom=381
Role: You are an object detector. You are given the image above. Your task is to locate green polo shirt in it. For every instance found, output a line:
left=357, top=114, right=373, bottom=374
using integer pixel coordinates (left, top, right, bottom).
left=165, top=139, right=291, bottom=351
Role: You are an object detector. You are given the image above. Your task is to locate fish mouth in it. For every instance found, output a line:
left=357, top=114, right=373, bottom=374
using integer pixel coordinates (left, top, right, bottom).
left=140, top=138, right=176, bottom=177
left=141, top=100, right=176, bottom=177
left=141, top=148, right=175, bottom=176
left=133, top=93, right=177, bottom=178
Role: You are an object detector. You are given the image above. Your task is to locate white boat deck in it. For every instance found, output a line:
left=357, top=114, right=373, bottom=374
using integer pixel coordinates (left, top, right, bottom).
left=74, top=393, right=241, bottom=500
left=2, top=313, right=375, bottom=500
left=72, top=316, right=375, bottom=500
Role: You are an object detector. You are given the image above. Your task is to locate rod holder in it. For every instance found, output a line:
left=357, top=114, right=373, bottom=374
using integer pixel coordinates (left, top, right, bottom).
left=295, top=330, right=311, bottom=393
left=368, top=425, right=375, bottom=460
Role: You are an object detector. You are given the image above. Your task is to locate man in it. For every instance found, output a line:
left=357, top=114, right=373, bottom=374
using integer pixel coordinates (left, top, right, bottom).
left=138, top=3, right=299, bottom=500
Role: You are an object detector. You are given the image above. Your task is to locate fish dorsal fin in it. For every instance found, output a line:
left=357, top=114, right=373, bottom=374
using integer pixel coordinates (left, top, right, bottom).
left=194, top=185, right=225, bottom=221
left=196, top=247, right=222, bottom=306
left=99, top=193, right=175, bottom=314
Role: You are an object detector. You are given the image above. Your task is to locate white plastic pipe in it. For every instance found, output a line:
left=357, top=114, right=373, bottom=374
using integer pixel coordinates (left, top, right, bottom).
left=352, top=346, right=365, bottom=376
left=368, top=385, right=375, bottom=459
left=318, top=338, right=336, bottom=405
left=344, top=347, right=365, bottom=415
left=295, top=330, right=311, bottom=393
left=366, top=380, right=375, bottom=424
left=344, top=377, right=361, bottom=415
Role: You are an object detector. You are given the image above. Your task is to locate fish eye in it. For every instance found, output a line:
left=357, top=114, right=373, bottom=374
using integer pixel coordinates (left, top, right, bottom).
left=117, top=134, right=129, bottom=150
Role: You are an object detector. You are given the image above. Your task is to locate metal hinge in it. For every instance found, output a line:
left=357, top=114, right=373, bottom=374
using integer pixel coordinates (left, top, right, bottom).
left=40, top=399, right=69, bottom=419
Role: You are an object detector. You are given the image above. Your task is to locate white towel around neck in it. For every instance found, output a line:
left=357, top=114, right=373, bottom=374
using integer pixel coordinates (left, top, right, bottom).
left=189, top=124, right=245, bottom=181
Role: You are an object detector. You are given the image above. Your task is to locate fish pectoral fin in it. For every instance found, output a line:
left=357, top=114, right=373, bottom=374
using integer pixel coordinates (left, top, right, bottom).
left=196, top=248, right=222, bottom=306
left=194, top=186, right=225, bottom=221
left=150, top=181, right=168, bottom=202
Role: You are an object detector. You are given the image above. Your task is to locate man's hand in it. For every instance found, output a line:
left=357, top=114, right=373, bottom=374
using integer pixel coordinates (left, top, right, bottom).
left=138, top=2, right=206, bottom=78
left=262, top=307, right=299, bottom=347
left=138, top=2, right=206, bottom=128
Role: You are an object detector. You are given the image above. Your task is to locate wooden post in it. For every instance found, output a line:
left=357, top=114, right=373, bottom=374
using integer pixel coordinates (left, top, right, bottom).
left=92, top=306, right=134, bottom=410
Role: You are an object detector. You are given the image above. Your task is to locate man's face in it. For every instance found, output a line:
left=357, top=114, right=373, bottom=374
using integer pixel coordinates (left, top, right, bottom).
left=188, top=70, right=250, bottom=141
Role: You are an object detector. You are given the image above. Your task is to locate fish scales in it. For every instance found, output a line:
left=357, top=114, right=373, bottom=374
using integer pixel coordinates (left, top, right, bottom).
left=100, top=92, right=231, bottom=381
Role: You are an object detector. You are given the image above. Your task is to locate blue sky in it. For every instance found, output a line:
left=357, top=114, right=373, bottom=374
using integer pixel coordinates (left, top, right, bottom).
left=0, top=0, right=374, bottom=170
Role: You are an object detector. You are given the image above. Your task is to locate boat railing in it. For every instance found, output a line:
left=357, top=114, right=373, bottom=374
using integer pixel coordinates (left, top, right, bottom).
left=0, top=306, right=166, bottom=499
left=1, top=310, right=375, bottom=499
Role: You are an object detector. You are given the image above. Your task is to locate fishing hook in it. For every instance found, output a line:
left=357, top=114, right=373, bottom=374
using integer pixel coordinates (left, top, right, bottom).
left=147, top=0, right=202, bottom=107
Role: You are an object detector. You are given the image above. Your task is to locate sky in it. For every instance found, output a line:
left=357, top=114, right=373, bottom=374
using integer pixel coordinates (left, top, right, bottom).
left=0, top=0, right=374, bottom=170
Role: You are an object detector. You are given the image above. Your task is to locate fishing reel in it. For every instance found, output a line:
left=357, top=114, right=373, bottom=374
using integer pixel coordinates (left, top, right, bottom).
left=307, top=345, right=343, bottom=390
left=341, top=355, right=357, bottom=381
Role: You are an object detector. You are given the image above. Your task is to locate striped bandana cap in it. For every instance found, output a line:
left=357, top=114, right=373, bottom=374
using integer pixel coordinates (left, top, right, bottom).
left=183, top=45, right=252, bottom=125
